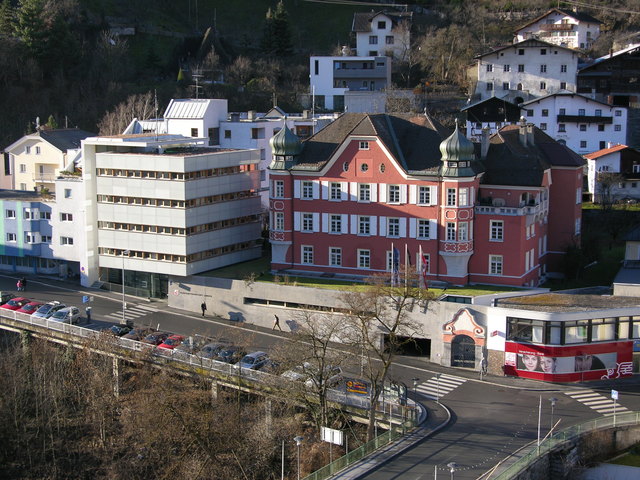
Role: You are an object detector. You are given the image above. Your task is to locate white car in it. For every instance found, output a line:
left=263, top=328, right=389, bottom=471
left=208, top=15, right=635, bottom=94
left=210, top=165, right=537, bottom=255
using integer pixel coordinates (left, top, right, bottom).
left=31, top=302, right=66, bottom=319
left=282, top=362, right=343, bottom=388
left=49, top=306, right=81, bottom=324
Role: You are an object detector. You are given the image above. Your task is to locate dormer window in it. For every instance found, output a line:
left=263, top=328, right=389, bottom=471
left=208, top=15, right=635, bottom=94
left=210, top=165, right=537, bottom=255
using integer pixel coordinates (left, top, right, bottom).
left=359, top=141, right=369, bottom=150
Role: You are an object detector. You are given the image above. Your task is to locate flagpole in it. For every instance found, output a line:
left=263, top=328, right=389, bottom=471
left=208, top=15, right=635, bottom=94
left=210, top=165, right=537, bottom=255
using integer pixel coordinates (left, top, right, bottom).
left=391, top=242, right=394, bottom=286
left=404, top=243, right=409, bottom=288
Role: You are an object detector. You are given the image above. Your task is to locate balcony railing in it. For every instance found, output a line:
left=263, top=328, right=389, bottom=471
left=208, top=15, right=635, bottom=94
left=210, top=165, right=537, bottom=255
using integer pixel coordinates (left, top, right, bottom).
left=539, top=23, right=575, bottom=31
left=557, top=114, right=613, bottom=124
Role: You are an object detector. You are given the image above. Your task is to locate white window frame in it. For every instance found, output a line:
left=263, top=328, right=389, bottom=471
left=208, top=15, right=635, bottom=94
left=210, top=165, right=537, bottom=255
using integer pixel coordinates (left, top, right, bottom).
left=418, top=186, right=431, bottom=205
left=358, top=249, right=371, bottom=269
left=458, top=188, right=468, bottom=207
left=302, top=213, right=314, bottom=232
left=489, top=255, right=503, bottom=275
left=6, top=232, right=16, bottom=242
left=458, top=222, right=468, bottom=241
left=490, top=220, right=504, bottom=241
left=329, top=182, right=341, bottom=201
left=60, top=236, right=74, bottom=246
left=302, top=181, right=314, bottom=199
left=330, top=214, right=341, bottom=234
left=358, top=216, right=371, bottom=236
left=329, top=247, right=342, bottom=266
left=446, top=222, right=456, bottom=241
left=359, top=141, right=369, bottom=150
left=388, top=185, right=400, bottom=204
left=60, top=212, right=73, bottom=222
left=274, top=212, right=284, bottom=231
left=274, top=180, right=285, bottom=198
left=359, top=184, right=371, bottom=202
left=301, top=245, right=314, bottom=264
left=387, top=218, right=400, bottom=237
left=417, top=219, right=430, bottom=239
left=5, top=209, right=15, bottom=218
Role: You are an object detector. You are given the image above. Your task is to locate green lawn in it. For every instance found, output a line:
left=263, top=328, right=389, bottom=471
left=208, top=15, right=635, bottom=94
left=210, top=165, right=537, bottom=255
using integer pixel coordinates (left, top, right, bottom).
left=610, top=452, right=640, bottom=467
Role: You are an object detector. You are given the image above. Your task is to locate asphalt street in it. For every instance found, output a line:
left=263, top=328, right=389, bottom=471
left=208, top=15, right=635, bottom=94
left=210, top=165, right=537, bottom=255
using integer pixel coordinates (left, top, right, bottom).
left=2, top=273, right=640, bottom=479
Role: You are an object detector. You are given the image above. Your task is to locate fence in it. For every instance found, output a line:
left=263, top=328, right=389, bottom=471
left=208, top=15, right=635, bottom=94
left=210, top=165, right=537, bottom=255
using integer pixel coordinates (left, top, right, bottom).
left=491, top=411, right=640, bottom=479
left=302, top=425, right=411, bottom=480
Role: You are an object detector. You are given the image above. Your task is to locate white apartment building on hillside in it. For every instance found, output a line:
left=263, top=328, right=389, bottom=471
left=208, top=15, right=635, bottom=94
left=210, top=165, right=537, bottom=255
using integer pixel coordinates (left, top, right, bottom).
left=474, top=39, right=578, bottom=102
left=80, top=133, right=262, bottom=296
left=352, top=10, right=412, bottom=61
left=521, top=93, right=627, bottom=155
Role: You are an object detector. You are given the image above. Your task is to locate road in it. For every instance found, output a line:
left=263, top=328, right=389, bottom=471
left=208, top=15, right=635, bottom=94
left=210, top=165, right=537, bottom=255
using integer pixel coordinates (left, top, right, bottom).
left=3, top=273, right=640, bottom=479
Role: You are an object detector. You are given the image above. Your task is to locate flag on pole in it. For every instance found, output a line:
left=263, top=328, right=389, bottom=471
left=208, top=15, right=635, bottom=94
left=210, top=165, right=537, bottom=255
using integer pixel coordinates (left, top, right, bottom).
left=392, top=243, right=400, bottom=286
left=404, top=243, right=410, bottom=287
left=419, top=245, right=429, bottom=290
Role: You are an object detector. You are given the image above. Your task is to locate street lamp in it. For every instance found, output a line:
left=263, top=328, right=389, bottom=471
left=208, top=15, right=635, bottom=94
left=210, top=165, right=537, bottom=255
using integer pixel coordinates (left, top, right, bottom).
left=294, top=435, right=304, bottom=480
left=412, top=377, right=419, bottom=398
left=447, top=461, right=458, bottom=480
left=121, top=249, right=130, bottom=325
left=549, top=397, right=557, bottom=434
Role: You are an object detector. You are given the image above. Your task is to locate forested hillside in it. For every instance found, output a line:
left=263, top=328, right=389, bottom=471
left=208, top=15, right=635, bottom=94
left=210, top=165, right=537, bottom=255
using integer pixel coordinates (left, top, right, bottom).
left=0, top=0, right=638, bottom=147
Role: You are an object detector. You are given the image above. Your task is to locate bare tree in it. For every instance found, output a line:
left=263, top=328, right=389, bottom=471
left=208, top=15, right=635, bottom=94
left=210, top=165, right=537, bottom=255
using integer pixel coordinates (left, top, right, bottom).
left=274, top=309, right=352, bottom=432
left=340, top=270, right=435, bottom=441
left=97, top=91, right=156, bottom=135
left=596, top=172, right=625, bottom=209
left=226, top=55, right=253, bottom=87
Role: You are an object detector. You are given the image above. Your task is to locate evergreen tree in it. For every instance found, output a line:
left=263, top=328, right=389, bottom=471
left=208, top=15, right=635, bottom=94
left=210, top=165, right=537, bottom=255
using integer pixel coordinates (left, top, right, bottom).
left=14, top=0, right=46, bottom=59
left=46, top=115, right=57, bottom=129
left=260, top=7, right=275, bottom=55
left=0, top=0, right=15, bottom=37
left=272, top=0, right=293, bottom=57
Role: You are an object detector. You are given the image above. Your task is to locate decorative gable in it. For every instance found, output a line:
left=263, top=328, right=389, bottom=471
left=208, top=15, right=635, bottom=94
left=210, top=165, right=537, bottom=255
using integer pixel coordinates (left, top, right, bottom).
left=442, top=308, right=485, bottom=346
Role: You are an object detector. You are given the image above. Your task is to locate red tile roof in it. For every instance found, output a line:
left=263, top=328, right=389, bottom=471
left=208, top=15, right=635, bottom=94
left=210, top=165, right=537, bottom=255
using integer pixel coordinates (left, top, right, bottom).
left=584, top=144, right=628, bottom=159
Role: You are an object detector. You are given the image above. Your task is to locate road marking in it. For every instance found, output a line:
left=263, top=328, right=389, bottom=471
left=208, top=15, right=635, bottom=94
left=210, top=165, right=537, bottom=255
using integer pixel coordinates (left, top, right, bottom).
left=415, top=374, right=466, bottom=400
left=104, top=304, right=158, bottom=322
left=565, top=390, right=629, bottom=415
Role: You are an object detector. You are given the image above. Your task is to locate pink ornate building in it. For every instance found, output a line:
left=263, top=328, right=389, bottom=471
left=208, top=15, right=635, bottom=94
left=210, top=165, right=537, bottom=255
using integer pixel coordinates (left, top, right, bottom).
left=268, top=113, right=584, bottom=287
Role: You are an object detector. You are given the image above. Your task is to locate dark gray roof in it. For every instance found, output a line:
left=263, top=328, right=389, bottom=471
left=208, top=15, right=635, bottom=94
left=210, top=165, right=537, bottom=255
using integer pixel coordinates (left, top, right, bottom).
left=475, top=38, right=575, bottom=59
left=38, top=128, right=95, bottom=151
left=482, top=124, right=584, bottom=186
left=290, top=113, right=449, bottom=174
left=352, top=11, right=412, bottom=33
left=516, top=8, right=601, bottom=33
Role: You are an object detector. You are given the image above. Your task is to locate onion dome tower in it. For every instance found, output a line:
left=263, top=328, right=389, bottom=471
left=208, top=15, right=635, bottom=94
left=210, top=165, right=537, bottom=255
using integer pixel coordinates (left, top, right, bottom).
left=439, top=121, right=479, bottom=177
left=269, top=120, right=303, bottom=170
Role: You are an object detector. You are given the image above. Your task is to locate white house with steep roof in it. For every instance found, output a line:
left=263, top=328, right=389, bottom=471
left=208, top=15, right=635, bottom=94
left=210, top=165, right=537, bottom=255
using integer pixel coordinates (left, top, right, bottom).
left=351, top=10, right=412, bottom=61
left=520, top=93, right=627, bottom=155
left=515, top=8, right=601, bottom=50
left=474, top=38, right=579, bottom=102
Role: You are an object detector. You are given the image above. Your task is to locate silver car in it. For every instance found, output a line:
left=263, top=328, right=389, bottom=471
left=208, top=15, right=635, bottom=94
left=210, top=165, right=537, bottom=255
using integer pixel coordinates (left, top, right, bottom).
left=49, top=306, right=81, bottom=324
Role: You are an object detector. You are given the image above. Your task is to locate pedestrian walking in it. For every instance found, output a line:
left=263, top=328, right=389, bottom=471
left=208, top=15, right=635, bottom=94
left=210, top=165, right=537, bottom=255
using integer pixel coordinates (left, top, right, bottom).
left=16, top=280, right=22, bottom=291
left=85, top=306, right=92, bottom=322
left=272, top=314, right=282, bottom=331
left=201, top=301, right=207, bottom=317
left=20, top=277, right=27, bottom=291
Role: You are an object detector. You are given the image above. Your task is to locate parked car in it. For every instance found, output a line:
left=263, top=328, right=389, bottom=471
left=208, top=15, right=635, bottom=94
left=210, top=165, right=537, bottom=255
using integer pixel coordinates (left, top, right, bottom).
left=122, top=327, right=154, bottom=341
left=157, top=334, right=184, bottom=350
left=109, top=324, right=133, bottom=336
left=0, top=292, right=15, bottom=305
left=141, top=331, right=170, bottom=346
left=237, top=351, right=270, bottom=370
left=32, top=302, right=66, bottom=319
left=174, top=336, right=209, bottom=355
left=282, top=363, right=343, bottom=388
left=16, top=301, right=44, bottom=315
left=0, top=297, right=31, bottom=311
left=198, top=341, right=230, bottom=359
left=215, top=345, right=246, bottom=364
left=49, top=306, right=81, bottom=324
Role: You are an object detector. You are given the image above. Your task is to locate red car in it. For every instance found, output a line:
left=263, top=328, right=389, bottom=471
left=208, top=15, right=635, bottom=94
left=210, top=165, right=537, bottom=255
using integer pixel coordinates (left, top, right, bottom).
left=16, top=301, right=44, bottom=315
left=157, top=334, right=185, bottom=350
left=1, top=297, right=31, bottom=310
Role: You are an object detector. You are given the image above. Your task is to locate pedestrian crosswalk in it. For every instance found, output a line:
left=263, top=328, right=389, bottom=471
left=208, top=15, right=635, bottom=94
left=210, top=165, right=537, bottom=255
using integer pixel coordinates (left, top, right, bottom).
left=104, top=303, right=157, bottom=323
left=415, top=373, right=467, bottom=401
left=565, top=389, right=629, bottom=416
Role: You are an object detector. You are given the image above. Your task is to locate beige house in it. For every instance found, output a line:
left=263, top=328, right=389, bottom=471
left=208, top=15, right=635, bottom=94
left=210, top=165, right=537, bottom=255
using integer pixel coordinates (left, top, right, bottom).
left=3, top=128, right=94, bottom=193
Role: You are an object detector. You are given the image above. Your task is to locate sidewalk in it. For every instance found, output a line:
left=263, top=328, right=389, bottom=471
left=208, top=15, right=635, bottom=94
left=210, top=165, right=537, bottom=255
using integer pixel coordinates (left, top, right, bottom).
left=333, top=400, right=451, bottom=480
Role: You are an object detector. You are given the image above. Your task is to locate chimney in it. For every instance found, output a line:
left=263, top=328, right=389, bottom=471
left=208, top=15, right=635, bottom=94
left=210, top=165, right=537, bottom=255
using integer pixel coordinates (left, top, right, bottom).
left=519, top=116, right=527, bottom=146
left=526, top=123, right=535, bottom=146
left=248, top=110, right=256, bottom=121
left=481, top=127, right=490, bottom=158
left=303, top=109, right=310, bottom=119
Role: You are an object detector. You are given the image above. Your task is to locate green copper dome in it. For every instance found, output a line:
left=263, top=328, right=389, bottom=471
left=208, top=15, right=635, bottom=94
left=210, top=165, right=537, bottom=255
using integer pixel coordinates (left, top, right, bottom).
left=269, top=122, right=303, bottom=157
left=439, top=123, right=475, bottom=162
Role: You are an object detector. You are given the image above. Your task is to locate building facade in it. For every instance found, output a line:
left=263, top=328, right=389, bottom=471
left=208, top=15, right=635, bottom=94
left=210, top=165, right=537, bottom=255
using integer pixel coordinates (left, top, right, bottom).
left=3, top=128, right=94, bottom=193
left=474, top=39, right=578, bottom=102
left=521, top=93, right=628, bottom=154
left=462, top=97, right=522, bottom=141
left=309, top=55, right=391, bottom=111
left=268, top=113, right=584, bottom=287
left=80, top=133, right=263, bottom=296
left=352, top=10, right=412, bottom=60
left=514, top=8, right=601, bottom=50
left=584, top=144, right=640, bottom=202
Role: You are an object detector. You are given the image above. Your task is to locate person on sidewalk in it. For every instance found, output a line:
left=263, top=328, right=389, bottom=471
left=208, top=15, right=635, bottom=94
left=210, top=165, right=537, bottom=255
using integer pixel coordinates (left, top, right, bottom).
left=20, top=277, right=27, bottom=291
left=201, top=302, right=207, bottom=317
left=16, top=280, right=22, bottom=292
left=272, top=314, right=282, bottom=331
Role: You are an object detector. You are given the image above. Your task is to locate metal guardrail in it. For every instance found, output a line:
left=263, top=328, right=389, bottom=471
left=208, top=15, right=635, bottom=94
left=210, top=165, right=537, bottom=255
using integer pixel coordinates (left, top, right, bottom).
left=490, top=411, right=640, bottom=479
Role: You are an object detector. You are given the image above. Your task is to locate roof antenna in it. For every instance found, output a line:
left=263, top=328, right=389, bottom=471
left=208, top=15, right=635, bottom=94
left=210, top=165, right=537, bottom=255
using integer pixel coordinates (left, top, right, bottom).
left=154, top=89, right=159, bottom=142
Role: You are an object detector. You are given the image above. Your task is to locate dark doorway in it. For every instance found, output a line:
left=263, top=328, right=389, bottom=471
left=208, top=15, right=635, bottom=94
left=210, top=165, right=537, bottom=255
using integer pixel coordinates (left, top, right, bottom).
left=451, top=334, right=475, bottom=368
left=384, top=335, right=431, bottom=357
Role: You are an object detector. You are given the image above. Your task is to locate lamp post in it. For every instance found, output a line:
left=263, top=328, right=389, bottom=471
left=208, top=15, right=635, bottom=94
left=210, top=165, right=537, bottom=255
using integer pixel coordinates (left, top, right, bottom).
left=294, top=435, right=304, bottom=480
left=447, top=462, right=458, bottom=480
left=412, top=377, right=419, bottom=398
left=549, top=397, right=557, bottom=434
left=121, top=249, right=130, bottom=325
